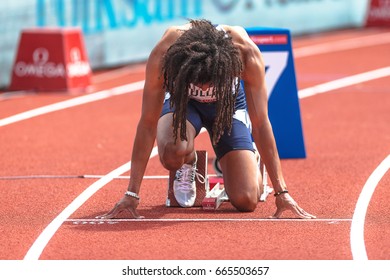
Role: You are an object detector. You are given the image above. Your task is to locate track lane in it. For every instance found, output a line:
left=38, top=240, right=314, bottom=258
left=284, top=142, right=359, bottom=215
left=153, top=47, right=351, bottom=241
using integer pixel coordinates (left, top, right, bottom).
left=0, top=27, right=390, bottom=258
left=34, top=75, right=390, bottom=258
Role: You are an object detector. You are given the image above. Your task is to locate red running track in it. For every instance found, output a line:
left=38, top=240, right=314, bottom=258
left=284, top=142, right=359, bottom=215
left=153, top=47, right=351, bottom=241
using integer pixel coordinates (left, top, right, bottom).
left=0, top=28, right=389, bottom=266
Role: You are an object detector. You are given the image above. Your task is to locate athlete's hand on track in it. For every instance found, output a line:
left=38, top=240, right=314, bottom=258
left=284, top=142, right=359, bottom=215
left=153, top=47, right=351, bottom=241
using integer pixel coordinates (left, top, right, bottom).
left=270, top=193, right=316, bottom=219
left=96, top=196, right=144, bottom=219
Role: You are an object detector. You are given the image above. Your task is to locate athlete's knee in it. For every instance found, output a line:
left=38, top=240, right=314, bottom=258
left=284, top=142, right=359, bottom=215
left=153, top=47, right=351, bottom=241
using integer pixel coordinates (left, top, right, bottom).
left=159, top=142, right=190, bottom=170
left=230, top=191, right=258, bottom=212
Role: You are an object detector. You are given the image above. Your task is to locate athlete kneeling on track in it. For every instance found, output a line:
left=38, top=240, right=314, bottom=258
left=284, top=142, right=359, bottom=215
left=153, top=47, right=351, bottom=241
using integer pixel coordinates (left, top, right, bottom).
left=98, top=19, right=316, bottom=219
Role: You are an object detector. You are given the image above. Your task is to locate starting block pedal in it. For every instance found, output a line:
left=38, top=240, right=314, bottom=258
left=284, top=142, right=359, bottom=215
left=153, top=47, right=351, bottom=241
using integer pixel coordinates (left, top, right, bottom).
left=208, top=176, right=224, bottom=191
left=260, top=185, right=273, bottom=202
left=166, top=150, right=208, bottom=207
left=212, top=154, right=274, bottom=202
left=259, top=161, right=273, bottom=202
left=202, top=182, right=229, bottom=210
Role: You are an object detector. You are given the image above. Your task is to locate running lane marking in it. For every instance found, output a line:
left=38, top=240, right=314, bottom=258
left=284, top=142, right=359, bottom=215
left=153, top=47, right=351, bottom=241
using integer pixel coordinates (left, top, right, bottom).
left=350, top=155, right=390, bottom=260
left=23, top=161, right=132, bottom=260
left=66, top=218, right=351, bottom=223
left=298, top=66, right=390, bottom=98
left=0, top=81, right=144, bottom=127
left=23, top=146, right=158, bottom=260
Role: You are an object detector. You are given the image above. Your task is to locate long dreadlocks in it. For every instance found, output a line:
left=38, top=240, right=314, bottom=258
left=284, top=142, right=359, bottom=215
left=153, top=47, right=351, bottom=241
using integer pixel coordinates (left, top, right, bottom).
left=162, top=19, right=242, bottom=145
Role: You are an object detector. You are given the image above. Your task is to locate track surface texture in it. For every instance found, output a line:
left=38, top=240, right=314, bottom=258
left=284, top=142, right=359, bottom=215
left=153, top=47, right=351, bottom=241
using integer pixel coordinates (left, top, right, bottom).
left=0, top=28, right=389, bottom=262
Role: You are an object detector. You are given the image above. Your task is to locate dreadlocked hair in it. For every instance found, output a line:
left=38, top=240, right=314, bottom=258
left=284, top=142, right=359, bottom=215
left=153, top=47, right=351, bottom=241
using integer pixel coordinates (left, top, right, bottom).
left=162, top=19, right=242, bottom=145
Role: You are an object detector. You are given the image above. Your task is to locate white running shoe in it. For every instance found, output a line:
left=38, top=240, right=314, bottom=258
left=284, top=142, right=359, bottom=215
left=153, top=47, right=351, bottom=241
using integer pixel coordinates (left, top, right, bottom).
left=173, top=153, right=198, bottom=207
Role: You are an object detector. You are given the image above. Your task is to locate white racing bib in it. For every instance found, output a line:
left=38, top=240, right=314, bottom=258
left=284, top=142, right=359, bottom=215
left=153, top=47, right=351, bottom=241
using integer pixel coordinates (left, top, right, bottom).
left=188, top=83, right=216, bottom=103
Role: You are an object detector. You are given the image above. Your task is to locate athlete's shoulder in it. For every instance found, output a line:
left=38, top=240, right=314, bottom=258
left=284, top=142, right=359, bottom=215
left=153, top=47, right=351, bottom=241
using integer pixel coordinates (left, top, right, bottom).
left=218, top=25, right=264, bottom=79
left=149, top=23, right=188, bottom=58
left=218, top=25, right=248, bottom=37
left=162, top=23, right=191, bottom=40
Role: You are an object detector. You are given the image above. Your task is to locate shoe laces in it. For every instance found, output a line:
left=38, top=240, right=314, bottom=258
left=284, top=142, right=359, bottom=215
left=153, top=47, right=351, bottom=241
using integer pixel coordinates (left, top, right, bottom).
left=195, top=169, right=205, bottom=184
left=191, top=152, right=205, bottom=184
left=175, top=164, right=196, bottom=192
left=175, top=164, right=205, bottom=191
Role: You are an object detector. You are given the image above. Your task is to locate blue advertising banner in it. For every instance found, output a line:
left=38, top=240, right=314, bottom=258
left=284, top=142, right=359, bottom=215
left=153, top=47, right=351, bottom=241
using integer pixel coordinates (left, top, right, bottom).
left=0, top=0, right=370, bottom=88
left=246, top=27, right=306, bottom=159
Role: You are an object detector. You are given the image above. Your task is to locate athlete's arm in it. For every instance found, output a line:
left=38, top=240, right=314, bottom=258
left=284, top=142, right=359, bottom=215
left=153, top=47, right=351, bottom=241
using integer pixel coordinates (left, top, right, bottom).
left=233, top=26, right=315, bottom=219
left=97, top=27, right=181, bottom=219
left=127, top=26, right=186, bottom=194
left=230, top=26, right=287, bottom=194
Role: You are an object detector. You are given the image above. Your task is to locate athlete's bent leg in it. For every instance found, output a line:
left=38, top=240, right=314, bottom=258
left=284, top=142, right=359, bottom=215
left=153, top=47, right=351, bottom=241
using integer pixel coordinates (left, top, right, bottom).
left=157, top=113, right=197, bottom=171
left=219, top=150, right=261, bottom=212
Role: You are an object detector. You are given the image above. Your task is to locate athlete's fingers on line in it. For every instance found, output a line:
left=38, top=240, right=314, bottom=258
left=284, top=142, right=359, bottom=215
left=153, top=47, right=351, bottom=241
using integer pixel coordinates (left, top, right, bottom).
left=128, top=208, right=144, bottom=219
left=293, top=207, right=316, bottom=219
left=96, top=206, right=121, bottom=219
left=270, top=208, right=283, bottom=219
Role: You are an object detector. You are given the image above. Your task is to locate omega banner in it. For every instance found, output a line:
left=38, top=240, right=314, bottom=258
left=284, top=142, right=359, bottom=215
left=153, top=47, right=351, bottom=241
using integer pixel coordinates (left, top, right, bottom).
left=9, top=27, right=91, bottom=91
left=365, top=0, right=390, bottom=26
left=246, top=27, right=306, bottom=159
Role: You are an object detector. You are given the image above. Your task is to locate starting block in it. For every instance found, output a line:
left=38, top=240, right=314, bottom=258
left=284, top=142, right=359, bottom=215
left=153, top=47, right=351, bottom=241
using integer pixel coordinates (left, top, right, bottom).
left=202, top=182, right=229, bottom=210
left=202, top=176, right=228, bottom=210
left=166, top=150, right=208, bottom=207
left=211, top=155, right=273, bottom=203
left=166, top=150, right=273, bottom=210
left=259, top=161, right=273, bottom=202
left=208, top=176, right=224, bottom=190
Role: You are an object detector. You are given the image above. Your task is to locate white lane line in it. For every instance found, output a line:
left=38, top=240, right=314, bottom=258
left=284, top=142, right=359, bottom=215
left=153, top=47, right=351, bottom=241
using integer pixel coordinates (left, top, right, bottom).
left=294, top=32, right=390, bottom=58
left=66, top=218, right=351, bottom=223
left=350, top=155, right=390, bottom=260
left=23, top=146, right=158, bottom=260
left=23, top=160, right=131, bottom=260
left=0, top=174, right=168, bottom=180
left=0, top=81, right=144, bottom=127
left=298, top=66, right=390, bottom=99
left=0, top=174, right=224, bottom=180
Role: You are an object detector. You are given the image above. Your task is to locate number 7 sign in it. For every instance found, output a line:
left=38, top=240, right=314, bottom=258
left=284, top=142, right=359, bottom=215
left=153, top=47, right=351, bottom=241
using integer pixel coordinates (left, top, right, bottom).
left=246, top=27, right=306, bottom=159
left=263, top=51, right=289, bottom=99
